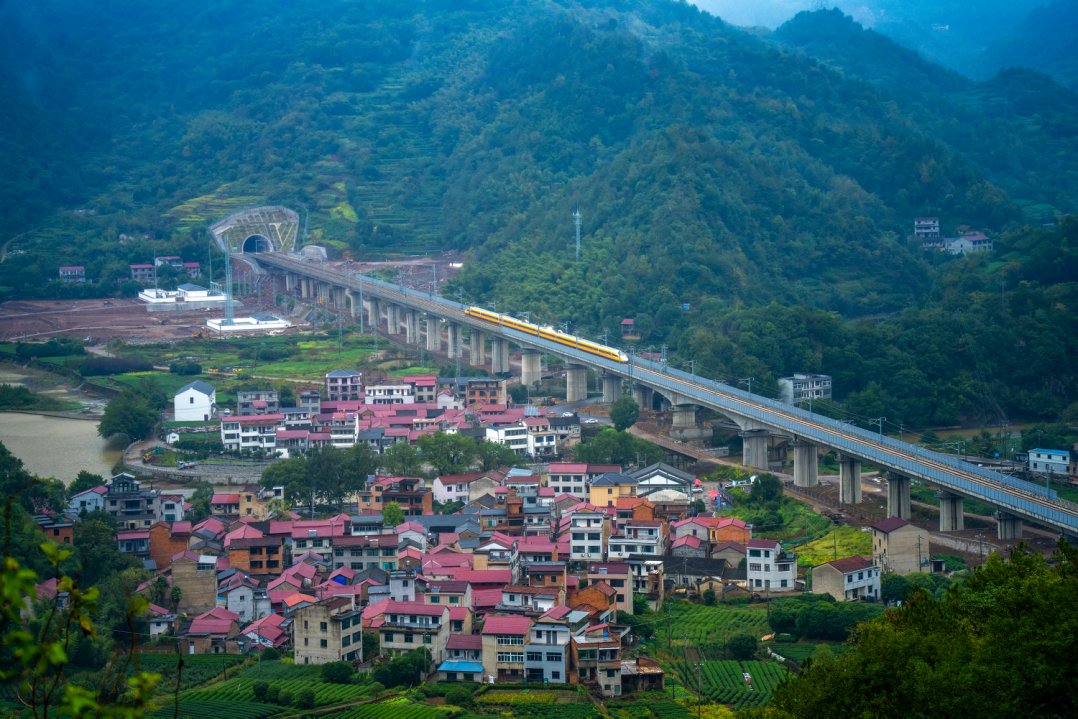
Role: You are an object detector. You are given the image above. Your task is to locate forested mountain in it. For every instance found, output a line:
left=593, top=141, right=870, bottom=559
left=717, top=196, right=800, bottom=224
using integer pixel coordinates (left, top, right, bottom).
left=980, top=0, right=1078, bottom=93
left=0, top=0, right=1076, bottom=429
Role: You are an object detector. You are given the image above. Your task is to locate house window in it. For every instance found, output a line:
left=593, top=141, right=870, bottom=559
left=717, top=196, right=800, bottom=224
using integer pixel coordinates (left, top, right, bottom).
left=320, top=639, right=328, bottom=648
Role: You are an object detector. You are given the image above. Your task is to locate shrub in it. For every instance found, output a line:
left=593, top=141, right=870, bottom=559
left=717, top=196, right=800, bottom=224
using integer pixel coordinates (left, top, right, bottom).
left=296, top=688, right=315, bottom=709
left=728, top=633, right=758, bottom=660
left=261, top=648, right=280, bottom=661
left=252, top=680, right=269, bottom=701
left=446, top=687, right=474, bottom=707
left=79, top=356, right=153, bottom=376
left=277, top=689, right=293, bottom=706
left=169, top=360, right=202, bottom=375
left=265, top=685, right=280, bottom=704
left=322, top=660, right=355, bottom=684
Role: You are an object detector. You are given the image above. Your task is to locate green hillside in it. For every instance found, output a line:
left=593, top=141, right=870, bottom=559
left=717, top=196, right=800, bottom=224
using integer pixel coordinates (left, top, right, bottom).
left=0, top=0, right=1076, bottom=428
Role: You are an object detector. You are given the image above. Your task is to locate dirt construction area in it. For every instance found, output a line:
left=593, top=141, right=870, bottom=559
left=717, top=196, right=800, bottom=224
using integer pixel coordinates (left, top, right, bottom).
left=0, top=299, right=226, bottom=344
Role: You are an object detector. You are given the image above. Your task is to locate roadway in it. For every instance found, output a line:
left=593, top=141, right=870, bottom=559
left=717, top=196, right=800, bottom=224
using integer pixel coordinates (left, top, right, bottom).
left=253, top=251, right=1078, bottom=537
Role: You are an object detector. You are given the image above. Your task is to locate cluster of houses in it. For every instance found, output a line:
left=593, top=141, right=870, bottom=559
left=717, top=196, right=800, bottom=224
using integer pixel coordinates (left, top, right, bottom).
left=914, top=217, right=993, bottom=255
left=173, top=372, right=586, bottom=459
left=41, top=455, right=938, bottom=693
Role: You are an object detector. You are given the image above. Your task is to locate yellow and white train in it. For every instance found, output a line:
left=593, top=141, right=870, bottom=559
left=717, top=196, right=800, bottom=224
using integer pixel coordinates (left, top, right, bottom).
left=464, top=307, right=628, bottom=363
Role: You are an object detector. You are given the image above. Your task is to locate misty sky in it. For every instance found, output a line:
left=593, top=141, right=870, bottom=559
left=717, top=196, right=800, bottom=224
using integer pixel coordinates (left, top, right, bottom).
left=689, top=1, right=871, bottom=28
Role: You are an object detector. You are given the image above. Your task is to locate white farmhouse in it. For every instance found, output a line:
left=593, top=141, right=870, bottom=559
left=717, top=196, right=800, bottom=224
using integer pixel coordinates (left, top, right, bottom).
left=174, top=381, right=216, bottom=422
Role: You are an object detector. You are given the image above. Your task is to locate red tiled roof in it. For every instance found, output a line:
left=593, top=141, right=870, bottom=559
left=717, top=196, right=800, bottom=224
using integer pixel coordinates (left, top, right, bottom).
left=482, top=614, right=533, bottom=635
left=672, top=534, right=702, bottom=549
left=446, top=633, right=482, bottom=650
left=747, top=538, right=780, bottom=549
left=872, top=517, right=911, bottom=533
left=824, top=556, right=876, bottom=573
left=385, top=601, right=449, bottom=617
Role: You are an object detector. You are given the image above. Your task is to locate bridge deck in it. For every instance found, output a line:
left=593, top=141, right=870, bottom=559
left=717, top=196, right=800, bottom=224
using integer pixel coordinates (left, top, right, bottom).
left=254, top=252, right=1078, bottom=535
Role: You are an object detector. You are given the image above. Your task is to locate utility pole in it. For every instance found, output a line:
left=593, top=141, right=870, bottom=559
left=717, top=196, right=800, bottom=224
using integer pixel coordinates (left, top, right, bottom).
left=871, top=417, right=886, bottom=441
left=573, top=208, right=582, bottom=261
left=739, top=377, right=754, bottom=394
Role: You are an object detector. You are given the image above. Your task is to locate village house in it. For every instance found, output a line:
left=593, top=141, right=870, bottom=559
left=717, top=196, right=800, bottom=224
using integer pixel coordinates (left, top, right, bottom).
left=435, top=634, right=484, bottom=682
left=325, top=369, right=362, bottom=402
left=481, top=614, right=533, bottom=683
left=181, top=607, right=241, bottom=655
left=813, top=556, right=881, bottom=602
left=292, top=596, right=364, bottom=665
left=746, top=538, right=798, bottom=592
left=174, top=381, right=216, bottom=422
left=377, top=601, right=451, bottom=663
left=871, top=517, right=931, bottom=575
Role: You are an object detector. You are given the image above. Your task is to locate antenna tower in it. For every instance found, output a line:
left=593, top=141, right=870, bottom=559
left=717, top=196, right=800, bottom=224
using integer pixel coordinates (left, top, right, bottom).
left=573, top=208, right=582, bottom=261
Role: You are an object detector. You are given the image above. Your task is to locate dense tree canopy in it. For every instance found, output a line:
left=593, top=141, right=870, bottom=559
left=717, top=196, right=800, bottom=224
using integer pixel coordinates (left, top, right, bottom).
left=753, top=544, right=1078, bottom=719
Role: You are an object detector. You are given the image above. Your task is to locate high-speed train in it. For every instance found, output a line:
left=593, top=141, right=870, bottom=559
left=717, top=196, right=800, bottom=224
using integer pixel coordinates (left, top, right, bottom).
left=464, top=307, right=629, bottom=363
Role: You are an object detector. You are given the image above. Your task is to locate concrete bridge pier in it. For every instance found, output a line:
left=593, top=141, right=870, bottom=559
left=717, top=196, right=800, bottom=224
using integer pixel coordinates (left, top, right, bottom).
left=938, top=491, right=965, bottom=531
left=886, top=472, right=912, bottom=520
left=631, top=383, right=652, bottom=409
left=996, top=512, right=1023, bottom=540
left=285, top=273, right=296, bottom=293
left=793, top=441, right=819, bottom=487
left=447, top=323, right=461, bottom=359
left=386, top=304, right=401, bottom=335
left=521, top=350, right=542, bottom=387
left=404, top=310, right=418, bottom=344
left=602, top=374, right=622, bottom=403
left=741, top=429, right=770, bottom=470
left=672, top=404, right=697, bottom=429
left=367, top=298, right=380, bottom=329
left=345, top=290, right=359, bottom=318
left=566, top=364, right=588, bottom=402
left=838, top=456, right=862, bottom=504
left=491, top=338, right=509, bottom=374
left=425, top=317, right=440, bottom=352
left=470, top=330, right=486, bottom=367
left=299, top=277, right=310, bottom=299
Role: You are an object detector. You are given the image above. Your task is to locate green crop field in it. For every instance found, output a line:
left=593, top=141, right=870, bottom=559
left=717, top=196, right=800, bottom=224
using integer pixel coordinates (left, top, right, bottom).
left=643, top=601, right=770, bottom=659
left=322, top=696, right=459, bottom=719
left=672, top=660, right=788, bottom=710
left=149, top=699, right=281, bottom=719
left=179, top=675, right=374, bottom=706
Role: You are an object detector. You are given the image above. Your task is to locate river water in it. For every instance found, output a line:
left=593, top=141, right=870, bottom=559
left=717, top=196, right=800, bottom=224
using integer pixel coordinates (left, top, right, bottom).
left=0, top=365, right=118, bottom=482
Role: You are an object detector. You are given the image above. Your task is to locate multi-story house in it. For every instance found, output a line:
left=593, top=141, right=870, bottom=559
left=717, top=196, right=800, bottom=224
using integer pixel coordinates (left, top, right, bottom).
left=571, top=624, right=623, bottom=696
left=378, top=601, right=450, bottom=663
left=116, top=529, right=150, bottom=558
left=236, top=389, right=280, bottom=415
left=58, top=265, right=85, bottom=282
left=364, top=384, right=415, bottom=405
left=588, top=473, right=639, bottom=508
left=607, top=518, right=666, bottom=560
left=174, top=381, right=216, bottom=422
left=547, top=463, right=621, bottom=499
left=432, top=472, right=498, bottom=504
left=160, top=494, right=185, bottom=523
left=437, top=634, right=484, bottom=682
left=871, top=517, right=930, bottom=575
left=129, top=263, right=155, bottom=281
left=103, top=473, right=161, bottom=529
left=524, top=606, right=581, bottom=683
left=67, top=485, right=106, bottom=516
left=171, top=551, right=220, bottom=614
left=497, top=585, right=563, bottom=615
left=402, top=375, right=438, bottom=403
left=481, top=614, right=533, bottom=682
left=485, top=423, right=530, bottom=455
left=523, top=562, right=567, bottom=590
left=325, top=370, right=362, bottom=402
left=292, top=596, right=364, bottom=665
left=423, top=580, right=473, bottom=609
left=1028, top=448, right=1069, bottom=476
left=356, top=477, right=432, bottom=515
left=745, top=539, right=797, bottom=592
left=220, top=414, right=284, bottom=453
left=567, top=508, right=612, bottom=563
left=181, top=607, right=240, bottom=655
left=466, top=378, right=507, bottom=407
left=523, top=416, right=558, bottom=457
left=778, top=374, right=833, bottom=405
left=587, top=563, right=633, bottom=615
left=331, top=534, right=398, bottom=572
left=813, top=556, right=880, bottom=602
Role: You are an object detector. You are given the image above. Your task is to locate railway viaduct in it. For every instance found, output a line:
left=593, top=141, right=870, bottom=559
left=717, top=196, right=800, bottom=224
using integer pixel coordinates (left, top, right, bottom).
left=251, top=251, right=1078, bottom=542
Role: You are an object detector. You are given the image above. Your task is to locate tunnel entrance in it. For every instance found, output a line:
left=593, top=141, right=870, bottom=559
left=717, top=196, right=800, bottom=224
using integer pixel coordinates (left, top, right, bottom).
left=242, top=234, right=273, bottom=253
